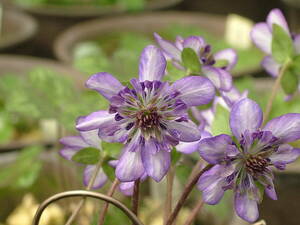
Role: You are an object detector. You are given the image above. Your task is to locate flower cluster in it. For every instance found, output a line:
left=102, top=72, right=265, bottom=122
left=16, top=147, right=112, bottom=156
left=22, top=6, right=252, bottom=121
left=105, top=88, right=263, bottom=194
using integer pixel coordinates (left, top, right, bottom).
left=58, top=8, right=300, bottom=223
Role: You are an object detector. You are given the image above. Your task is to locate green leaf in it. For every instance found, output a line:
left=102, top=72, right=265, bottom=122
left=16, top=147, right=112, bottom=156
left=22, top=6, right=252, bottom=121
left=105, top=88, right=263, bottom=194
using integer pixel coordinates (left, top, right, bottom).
left=281, top=68, right=299, bottom=94
left=290, top=55, right=300, bottom=74
left=102, top=142, right=123, bottom=159
left=72, top=147, right=100, bottom=165
left=181, top=48, right=201, bottom=74
left=271, top=24, right=294, bottom=64
left=102, top=163, right=115, bottom=181
left=211, top=104, right=231, bottom=136
left=171, top=149, right=181, bottom=165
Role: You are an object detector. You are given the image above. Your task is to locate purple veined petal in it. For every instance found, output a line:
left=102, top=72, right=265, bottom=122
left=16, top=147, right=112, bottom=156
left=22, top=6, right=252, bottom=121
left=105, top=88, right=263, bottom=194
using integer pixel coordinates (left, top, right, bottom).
left=256, top=170, right=277, bottom=200
left=293, top=34, right=300, bottom=54
left=220, top=87, right=248, bottom=108
left=269, top=144, right=300, bottom=164
left=119, top=181, right=135, bottom=196
left=183, top=36, right=205, bottom=56
left=59, top=147, right=81, bottom=161
left=234, top=191, right=259, bottom=223
left=141, top=148, right=170, bottom=182
left=171, top=75, right=215, bottom=107
left=116, top=145, right=144, bottom=182
left=80, top=129, right=101, bottom=149
left=263, top=113, right=300, bottom=143
left=202, top=66, right=223, bottom=90
left=98, top=120, right=129, bottom=143
left=60, top=136, right=88, bottom=149
left=198, top=134, right=237, bottom=164
left=139, top=45, right=167, bottom=82
left=217, top=69, right=233, bottom=91
left=154, top=33, right=181, bottom=61
left=250, top=22, right=272, bottom=54
left=83, top=165, right=107, bottom=189
left=267, top=8, right=290, bottom=35
left=175, top=35, right=184, bottom=50
left=214, top=48, right=238, bottom=71
left=197, top=164, right=234, bottom=205
left=167, top=119, right=201, bottom=142
left=76, top=111, right=114, bottom=131
left=230, top=98, right=263, bottom=140
left=176, top=140, right=201, bottom=154
left=86, top=72, right=124, bottom=100
left=261, top=56, right=280, bottom=77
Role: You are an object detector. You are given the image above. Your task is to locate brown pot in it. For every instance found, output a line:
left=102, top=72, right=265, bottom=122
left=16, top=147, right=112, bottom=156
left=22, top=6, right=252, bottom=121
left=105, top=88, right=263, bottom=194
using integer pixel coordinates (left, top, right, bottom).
left=0, top=8, right=37, bottom=54
left=6, top=0, right=182, bottom=58
left=0, top=55, right=85, bottom=152
left=54, top=11, right=262, bottom=77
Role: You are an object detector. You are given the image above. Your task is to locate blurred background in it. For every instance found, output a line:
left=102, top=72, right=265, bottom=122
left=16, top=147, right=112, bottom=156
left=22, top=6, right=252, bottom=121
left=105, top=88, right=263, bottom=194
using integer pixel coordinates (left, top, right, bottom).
left=0, top=0, right=299, bottom=225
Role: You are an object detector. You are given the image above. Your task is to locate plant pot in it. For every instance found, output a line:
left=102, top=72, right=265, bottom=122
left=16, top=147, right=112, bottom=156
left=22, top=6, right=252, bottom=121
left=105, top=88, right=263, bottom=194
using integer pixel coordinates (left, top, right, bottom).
left=0, top=55, right=85, bottom=152
left=6, top=0, right=182, bottom=58
left=0, top=8, right=38, bottom=54
left=54, top=11, right=262, bottom=78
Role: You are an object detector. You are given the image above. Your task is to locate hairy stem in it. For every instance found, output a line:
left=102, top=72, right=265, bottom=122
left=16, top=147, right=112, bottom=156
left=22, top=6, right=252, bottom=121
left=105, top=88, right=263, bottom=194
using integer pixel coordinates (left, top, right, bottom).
left=165, top=164, right=213, bottom=225
left=263, top=62, right=290, bottom=125
left=132, top=179, right=140, bottom=217
left=65, top=158, right=104, bottom=225
left=98, top=178, right=120, bottom=225
left=183, top=199, right=204, bottom=225
left=164, top=167, right=175, bottom=225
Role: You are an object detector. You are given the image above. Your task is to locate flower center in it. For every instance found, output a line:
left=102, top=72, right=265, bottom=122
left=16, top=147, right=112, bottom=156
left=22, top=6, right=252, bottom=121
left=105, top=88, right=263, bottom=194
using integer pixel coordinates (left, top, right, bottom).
left=245, top=155, right=269, bottom=176
left=136, top=108, right=161, bottom=131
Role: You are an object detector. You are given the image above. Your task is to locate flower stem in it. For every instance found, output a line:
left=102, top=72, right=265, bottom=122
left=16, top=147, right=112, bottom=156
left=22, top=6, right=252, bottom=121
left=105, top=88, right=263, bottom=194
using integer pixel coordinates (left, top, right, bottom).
left=183, top=199, right=204, bottom=225
left=132, top=179, right=140, bottom=217
left=98, top=178, right=120, bottom=225
left=164, top=167, right=175, bottom=225
left=165, top=164, right=213, bottom=225
left=65, top=158, right=104, bottom=225
left=263, top=62, right=290, bottom=125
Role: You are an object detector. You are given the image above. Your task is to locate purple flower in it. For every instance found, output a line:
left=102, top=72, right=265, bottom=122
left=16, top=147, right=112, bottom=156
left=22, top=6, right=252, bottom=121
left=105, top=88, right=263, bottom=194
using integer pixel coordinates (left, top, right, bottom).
left=60, top=129, right=107, bottom=189
left=197, top=98, right=300, bottom=222
left=251, top=9, right=300, bottom=78
left=154, top=33, right=237, bottom=92
left=76, top=45, right=215, bottom=182
left=177, top=87, right=247, bottom=154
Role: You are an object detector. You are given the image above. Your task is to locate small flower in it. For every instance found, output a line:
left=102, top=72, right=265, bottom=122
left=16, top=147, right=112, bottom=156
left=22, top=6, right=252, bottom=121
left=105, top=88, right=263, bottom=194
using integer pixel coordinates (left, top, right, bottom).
left=76, top=45, right=215, bottom=182
left=59, top=129, right=107, bottom=189
left=251, top=9, right=300, bottom=78
left=197, top=98, right=300, bottom=222
left=154, top=33, right=237, bottom=92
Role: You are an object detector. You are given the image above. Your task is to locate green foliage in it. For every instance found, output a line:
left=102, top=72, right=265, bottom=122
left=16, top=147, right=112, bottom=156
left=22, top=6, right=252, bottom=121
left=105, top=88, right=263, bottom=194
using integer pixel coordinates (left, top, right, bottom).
left=281, top=68, right=299, bottom=94
left=72, top=147, right=101, bottom=165
left=211, top=104, right=231, bottom=136
left=102, top=163, right=115, bottom=181
left=271, top=24, right=294, bottom=64
left=0, top=146, right=42, bottom=189
left=102, top=141, right=123, bottom=158
left=0, top=111, right=14, bottom=144
left=181, top=48, right=201, bottom=74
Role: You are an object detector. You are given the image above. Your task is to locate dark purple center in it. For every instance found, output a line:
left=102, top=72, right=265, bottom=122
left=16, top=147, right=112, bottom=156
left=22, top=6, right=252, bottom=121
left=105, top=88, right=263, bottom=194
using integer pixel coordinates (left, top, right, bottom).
left=136, top=108, right=161, bottom=131
left=245, top=155, right=270, bottom=176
